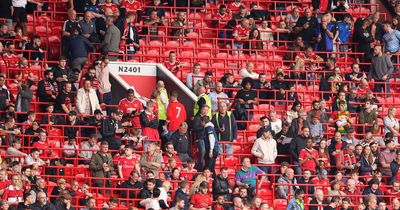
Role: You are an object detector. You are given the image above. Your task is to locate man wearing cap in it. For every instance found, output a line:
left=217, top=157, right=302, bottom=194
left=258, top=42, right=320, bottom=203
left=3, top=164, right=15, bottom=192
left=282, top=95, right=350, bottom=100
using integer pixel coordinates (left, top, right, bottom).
left=251, top=126, right=277, bottom=174
left=89, top=141, right=114, bottom=192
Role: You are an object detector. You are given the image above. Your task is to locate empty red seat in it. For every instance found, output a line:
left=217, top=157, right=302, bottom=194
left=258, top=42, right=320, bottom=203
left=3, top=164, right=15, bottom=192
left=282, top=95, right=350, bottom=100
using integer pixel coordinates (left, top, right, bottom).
left=273, top=199, right=288, bottom=209
left=149, top=40, right=162, bottom=48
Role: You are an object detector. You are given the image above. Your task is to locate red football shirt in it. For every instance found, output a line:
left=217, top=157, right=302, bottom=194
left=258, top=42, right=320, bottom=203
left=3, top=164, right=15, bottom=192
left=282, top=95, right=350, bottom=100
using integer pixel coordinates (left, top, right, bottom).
left=233, top=25, right=249, bottom=44
left=181, top=168, right=197, bottom=181
left=32, top=141, right=51, bottom=159
left=167, top=101, right=187, bottom=132
left=213, top=12, right=232, bottom=28
left=3, top=54, right=18, bottom=68
left=118, top=98, right=143, bottom=128
left=299, top=148, right=319, bottom=173
left=190, top=193, right=212, bottom=208
left=120, top=0, right=142, bottom=13
left=102, top=4, right=118, bottom=13
left=228, top=2, right=244, bottom=12
left=311, top=177, right=330, bottom=194
left=163, top=61, right=180, bottom=75
left=118, top=155, right=140, bottom=178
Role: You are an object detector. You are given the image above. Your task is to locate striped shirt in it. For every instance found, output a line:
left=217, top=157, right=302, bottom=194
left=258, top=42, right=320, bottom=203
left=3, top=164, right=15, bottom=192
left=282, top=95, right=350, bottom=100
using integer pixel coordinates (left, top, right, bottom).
left=383, top=29, right=400, bottom=53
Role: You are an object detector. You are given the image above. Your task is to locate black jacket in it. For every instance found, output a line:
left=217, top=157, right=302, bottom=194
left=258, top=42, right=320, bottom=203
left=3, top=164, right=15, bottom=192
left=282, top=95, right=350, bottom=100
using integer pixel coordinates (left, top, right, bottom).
left=30, top=202, right=56, bottom=210
left=65, top=35, right=95, bottom=60
left=308, top=198, right=328, bottom=210
left=192, top=113, right=205, bottom=140
left=212, top=175, right=231, bottom=201
left=120, top=180, right=143, bottom=199
left=289, top=135, right=307, bottom=159
left=101, top=118, right=117, bottom=141
left=172, top=188, right=189, bottom=210
left=170, top=131, right=190, bottom=155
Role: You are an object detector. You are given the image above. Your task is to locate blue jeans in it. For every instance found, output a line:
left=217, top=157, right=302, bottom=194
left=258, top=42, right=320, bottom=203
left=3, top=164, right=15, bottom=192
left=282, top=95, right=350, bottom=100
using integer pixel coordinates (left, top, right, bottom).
left=195, top=139, right=205, bottom=171
left=103, top=92, right=113, bottom=114
left=258, top=165, right=271, bottom=174
left=219, top=143, right=233, bottom=155
left=293, top=160, right=302, bottom=175
left=373, top=79, right=390, bottom=96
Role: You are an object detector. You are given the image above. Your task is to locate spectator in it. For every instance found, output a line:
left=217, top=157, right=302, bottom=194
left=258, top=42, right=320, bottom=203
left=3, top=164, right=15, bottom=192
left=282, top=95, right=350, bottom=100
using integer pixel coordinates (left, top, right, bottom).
left=167, top=91, right=186, bottom=134
left=383, top=21, right=400, bottom=54
left=140, top=187, right=162, bottom=209
left=29, top=178, right=47, bottom=202
left=276, top=168, right=298, bottom=199
left=142, top=10, right=164, bottom=40
left=244, top=29, right=263, bottom=55
left=193, top=86, right=212, bottom=118
left=329, top=100, right=353, bottom=134
left=54, top=82, right=74, bottom=114
left=118, top=12, right=140, bottom=58
left=362, top=179, right=383, bottom=203
left=163, top=51, right=182, bottom=76
left=286, top=189, right=305, bottom=210
left=256, top=116, right=271, bottom=138
left=212, top=167, right=232, bottom=201
left=79, top=134, right=100, bottom=163
left=254, top=73, right=272, bottom=101
left=327, top=181, right=346, bottom=202
left=384, top=107, right=400, bottom=144
left=212, top=101, right=237, bottom=157
left=317, top=13, right=338, bottom=55
left=30, top=191, right=56, bottom=210
left=358, top=100, right=378, bottom=133
left=118, top=145, right=140, bottom=179
left=213, top=5, right=232, bottom=43
left=289, top=127, right=310, bottom=174
left=286, top=7, right=300, bottom=31
left=202, top=115, right=219, bottom=171
left=171, top=180, right=190, bottom=210
left=269, top=110, right=282, bottom=135
left=359, top=145, right=377, bottom=176
left=208, top=82, right=229, bottom=114
left=65, top=28, right=95, bottom=71
left=234, top=77, right=257, bottom=125
left=337, top=14, right=353, bottom=53
left=17, top=193, right=34, bottom=209
left=299, top=138, right=319, bottom=174
left=186, top=63, right=202, bottom=91
left=170, top=12, right=188, bottom=38
left=24, top=148, right=47, bottom=166
left=2, top=174, right=23, bottom=205
left=120, top=0, right=143, bottom=24
left=100, top=16, right=121, bottom=60
left=309, top=113, right=324, bottom=142
left=324, top=196, right=341, bottom=210
left=162, top=142, right=181, bottom=168
left=294, top=8, right=319, bottom=46
left=251, top=127, right=277, bottom=173
left=76, top=79, right=101, bottom=115
left=345, top=63, right=367, bottom=85
left=271, top=72, right=291, bottom=104
left=297, top=169, right=315, bottom=195
left=120, top=171, right=143, bottom=200
left=193, top=71, right=216, bottom=92
left=15, top=79, right=33, bottom=117
left=23, top=36, right=44, bottom=61
left=118, top=88, right=143, bottom=128
left=232, top=18, right=250, bottom=53
left=140, top=143, right=162, bottom=178
left=37, top=70, right=58, bottom=111
left=138, top=178, right=156, bottom=206
left=140, top=100, right=159, bottom=144
left=288, top=109, right=309, bottom=138
left=390, top=150, right=400, bottom=183
left=101, top=109, right=125, bottom=151
left=190, top=181, right=212, bottom=209
left=31, top=131, right=55, bottom=160
left=193, top=105, right=208, bottom=171
left=145, top=0, right=165, bottom=18
left=89, top=141, right=114, bottom=190
left=50, top=178, right=69, bottom=203
left=170, top=122, right=190, bottom=162
left=78, top=11, right=99, bottom=42
left=368, top=45, right=394, bottom=94
left=239, top=62, right=259, bottom=79
left=62, top=137, right=78, bottom=162
left=235, top=157, right=266, bottom=192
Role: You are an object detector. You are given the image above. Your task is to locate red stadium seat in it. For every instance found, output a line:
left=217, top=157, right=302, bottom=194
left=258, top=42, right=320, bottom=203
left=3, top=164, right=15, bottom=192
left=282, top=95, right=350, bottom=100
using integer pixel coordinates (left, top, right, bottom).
left=273, top=199, right=288, bottom=209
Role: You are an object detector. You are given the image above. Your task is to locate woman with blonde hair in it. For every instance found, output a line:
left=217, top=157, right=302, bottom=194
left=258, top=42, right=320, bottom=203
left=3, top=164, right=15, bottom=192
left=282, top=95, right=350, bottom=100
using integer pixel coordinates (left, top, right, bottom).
left=384, top=107, right=400, bottom=144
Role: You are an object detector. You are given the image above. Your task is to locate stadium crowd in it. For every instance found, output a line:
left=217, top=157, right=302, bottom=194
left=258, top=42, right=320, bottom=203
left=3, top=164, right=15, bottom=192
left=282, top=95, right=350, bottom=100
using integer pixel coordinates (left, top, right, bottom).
left=0, top=0, right=400, bottom=209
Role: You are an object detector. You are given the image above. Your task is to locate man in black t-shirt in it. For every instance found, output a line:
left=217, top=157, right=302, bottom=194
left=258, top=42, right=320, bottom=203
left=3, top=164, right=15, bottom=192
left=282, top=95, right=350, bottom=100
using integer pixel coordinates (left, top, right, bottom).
left=55, top=82, right=75, bottom=114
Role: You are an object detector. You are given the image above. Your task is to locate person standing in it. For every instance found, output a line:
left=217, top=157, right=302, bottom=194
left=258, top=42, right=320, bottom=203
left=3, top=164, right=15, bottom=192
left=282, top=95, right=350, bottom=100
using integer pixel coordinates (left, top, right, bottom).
left=368, top=45, right=394, bottom=94
left=100, top=16, right=121, bottom=60
left=76, top=79, right=101, bottom=115
left=251, top=127, right=277, bottom=174
left=211, top=102, right=237, bottom=157
left=202, top=116, right=219, bottom=172
left=193, top=86, right=212, bottom=118
left=89, top=141, right=114, bottom=192
left=95, top=56, right=112, bottom=110
left=167, top=91, right=187, bottom=134
left=193, top=105, right=209, bottom=171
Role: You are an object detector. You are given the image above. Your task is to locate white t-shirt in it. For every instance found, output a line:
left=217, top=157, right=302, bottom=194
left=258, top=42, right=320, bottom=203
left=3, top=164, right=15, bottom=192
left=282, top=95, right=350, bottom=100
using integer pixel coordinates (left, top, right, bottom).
left=140, top=198, right=160, bottom=210
left=12, top=0, right=27, bottom=7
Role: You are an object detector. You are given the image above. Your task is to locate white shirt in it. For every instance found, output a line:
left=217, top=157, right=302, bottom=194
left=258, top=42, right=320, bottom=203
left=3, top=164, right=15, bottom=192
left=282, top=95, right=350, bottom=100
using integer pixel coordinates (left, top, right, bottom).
left=270, top=119, right=282, bottom=134
left=12, top=0, right=27, bottom=7
left=208, top=91, right=229, bottom=112
left=186, top=72, right=202, bottom=90
left=239, top=68, right=259, bottom=79
left=140, top=198, right=160, bottom=210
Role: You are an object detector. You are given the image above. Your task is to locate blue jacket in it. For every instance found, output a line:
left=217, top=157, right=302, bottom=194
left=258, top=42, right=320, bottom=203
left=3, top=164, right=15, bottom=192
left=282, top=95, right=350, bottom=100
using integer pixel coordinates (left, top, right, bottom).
left=204, top=122, right=219, bottom=156
left=66, top=35, right=95, bottom=60
left=286, top=197, right=303, bottom=210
